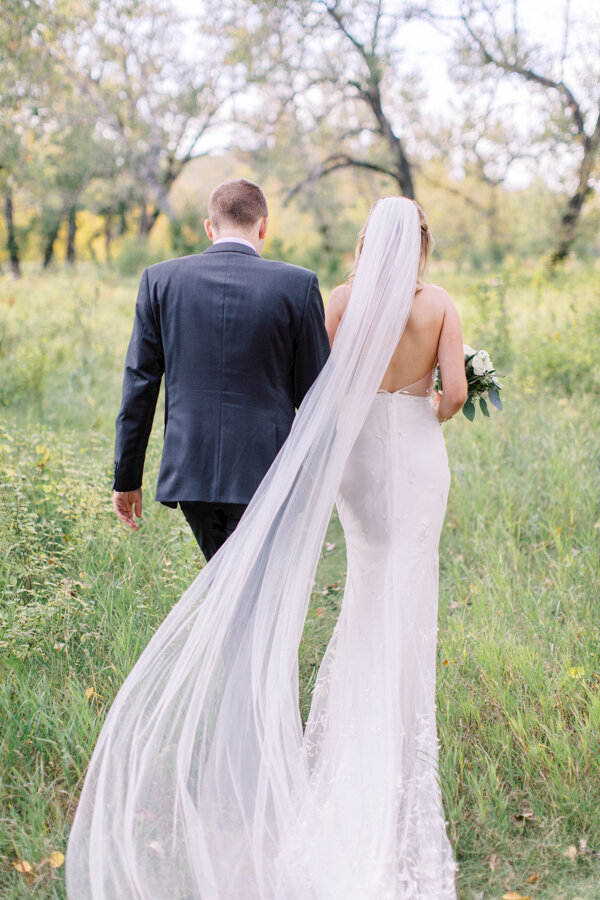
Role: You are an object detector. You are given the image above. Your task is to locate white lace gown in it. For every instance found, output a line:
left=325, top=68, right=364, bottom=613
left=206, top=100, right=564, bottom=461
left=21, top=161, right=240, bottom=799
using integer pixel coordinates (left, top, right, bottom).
left=290, top=375, right=457, bottom=899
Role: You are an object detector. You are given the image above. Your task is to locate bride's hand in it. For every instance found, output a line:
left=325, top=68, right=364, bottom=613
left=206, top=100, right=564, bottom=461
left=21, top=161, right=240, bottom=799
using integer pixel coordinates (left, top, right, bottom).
left=432, top=391, right=450, bottom=423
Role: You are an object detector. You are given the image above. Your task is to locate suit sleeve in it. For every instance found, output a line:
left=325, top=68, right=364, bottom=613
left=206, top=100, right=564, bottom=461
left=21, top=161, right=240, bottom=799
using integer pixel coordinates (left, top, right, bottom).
left=293, top=273, right=331, bottom=408
left=113, top=269, right=164, bottom=492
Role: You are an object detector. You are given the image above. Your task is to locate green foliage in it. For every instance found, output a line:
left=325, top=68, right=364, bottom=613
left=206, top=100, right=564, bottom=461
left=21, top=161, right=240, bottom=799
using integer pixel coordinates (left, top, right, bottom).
left=0, top=270, right=127, bottom=431
left=518, top=266, right=600, bottom=397
left=113, top=237, right=166, bottom=278
left=437, top=391, right=600, bottom=898
left=467, top=273, right=513, bottom=370
left=168, top=208, right=211, bottom=258
left=439, top=261, right=600, bottom=399
left=1, top=262, right=599, bottom=897
left=2, top=0, right=599, bottom=275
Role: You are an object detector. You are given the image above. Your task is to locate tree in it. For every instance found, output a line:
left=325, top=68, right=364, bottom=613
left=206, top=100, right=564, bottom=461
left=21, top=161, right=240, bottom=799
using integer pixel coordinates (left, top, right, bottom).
left=36, top=118, right=116, bottom=266
left=447, top=0, right=600, bottom=265
left=212, top=0, right=423, bottom=201
left=0, top=0, right=49, bottom=275
left=83, top=176, right=132, bottom=264
left=44, top=0, right=228, bottom=233
left=419, top=72, right=542, bottom=264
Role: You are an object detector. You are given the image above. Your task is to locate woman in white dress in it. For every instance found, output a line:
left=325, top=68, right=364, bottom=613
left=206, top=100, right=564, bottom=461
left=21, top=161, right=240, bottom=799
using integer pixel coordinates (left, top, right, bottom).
left=66, top=197, right=467, bottom=899
left=301, top=202, right=467, bottom=898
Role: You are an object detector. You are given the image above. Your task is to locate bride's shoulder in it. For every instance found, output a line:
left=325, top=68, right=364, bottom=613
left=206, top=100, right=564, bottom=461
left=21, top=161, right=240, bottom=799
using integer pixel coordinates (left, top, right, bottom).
left=416, top=281, right=452, bottom=309
left=419, top=281, right=450, bottom=299
left=327, top=283, right=351, bottom=312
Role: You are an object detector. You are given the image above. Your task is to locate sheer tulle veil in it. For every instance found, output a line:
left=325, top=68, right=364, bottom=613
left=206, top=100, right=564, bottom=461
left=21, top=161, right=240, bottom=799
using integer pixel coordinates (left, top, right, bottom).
left=66, top=197, right=422, bottom=898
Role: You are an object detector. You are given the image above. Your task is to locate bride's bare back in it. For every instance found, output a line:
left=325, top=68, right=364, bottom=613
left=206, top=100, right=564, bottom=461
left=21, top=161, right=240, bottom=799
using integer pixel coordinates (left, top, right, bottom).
left=326, top=281, right=468, bottom=419
left=379, top=283, right=445, bottom=392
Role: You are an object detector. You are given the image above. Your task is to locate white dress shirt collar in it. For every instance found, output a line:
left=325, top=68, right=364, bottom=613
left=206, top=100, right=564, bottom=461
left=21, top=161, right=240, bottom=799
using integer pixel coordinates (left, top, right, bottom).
left=213, top=236, right=257, bottom=250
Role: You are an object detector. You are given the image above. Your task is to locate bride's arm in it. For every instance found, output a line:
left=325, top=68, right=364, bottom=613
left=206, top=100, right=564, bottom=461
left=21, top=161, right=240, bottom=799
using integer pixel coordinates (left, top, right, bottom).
left=325, top=284, right=350, bottom=347
left=434, top=293, right=468, bottom=423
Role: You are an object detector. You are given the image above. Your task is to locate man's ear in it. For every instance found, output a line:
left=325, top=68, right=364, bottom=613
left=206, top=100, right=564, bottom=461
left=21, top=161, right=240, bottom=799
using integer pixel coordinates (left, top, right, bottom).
left=204, top=219, right=214, bottom=241
left=258, top=216, right=268, bottom=241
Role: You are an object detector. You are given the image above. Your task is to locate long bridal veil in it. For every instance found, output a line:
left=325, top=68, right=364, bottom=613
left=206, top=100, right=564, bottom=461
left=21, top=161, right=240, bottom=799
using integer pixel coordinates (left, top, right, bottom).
left=66, top=198, right=425, bottom=899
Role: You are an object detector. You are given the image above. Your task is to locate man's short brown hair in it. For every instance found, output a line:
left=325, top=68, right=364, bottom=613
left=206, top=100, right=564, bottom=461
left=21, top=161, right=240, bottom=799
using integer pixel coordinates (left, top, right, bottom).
left=208, top=179, right=268, bottom=231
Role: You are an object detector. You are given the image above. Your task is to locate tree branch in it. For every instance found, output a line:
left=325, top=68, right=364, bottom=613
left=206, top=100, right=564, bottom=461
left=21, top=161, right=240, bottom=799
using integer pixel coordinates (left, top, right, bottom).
left=460, top=13, right=587, bottom=141
left=322, top=1, right=371, bottom=67
left=284, top=154, right=401, bottom=205
left=415, top=166, right=489, bottom=215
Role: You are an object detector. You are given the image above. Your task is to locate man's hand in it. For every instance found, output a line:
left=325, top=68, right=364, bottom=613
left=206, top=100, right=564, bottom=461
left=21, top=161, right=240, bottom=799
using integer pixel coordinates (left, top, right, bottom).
left=113, top=488, right=143, bottom=530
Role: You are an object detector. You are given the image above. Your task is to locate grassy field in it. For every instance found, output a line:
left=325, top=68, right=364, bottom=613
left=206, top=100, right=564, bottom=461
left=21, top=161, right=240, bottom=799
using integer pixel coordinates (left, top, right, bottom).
left=0, top=261, right=599, bottom=899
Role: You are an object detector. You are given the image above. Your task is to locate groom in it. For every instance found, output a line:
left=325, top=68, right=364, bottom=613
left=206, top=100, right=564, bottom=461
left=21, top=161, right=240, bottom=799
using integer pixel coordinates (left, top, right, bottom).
left=112, top=179, right=330, bottom=560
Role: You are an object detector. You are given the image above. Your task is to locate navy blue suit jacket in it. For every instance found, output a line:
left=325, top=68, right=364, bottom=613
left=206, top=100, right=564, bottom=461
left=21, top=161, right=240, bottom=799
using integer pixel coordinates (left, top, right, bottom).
left=113, top=242, right=330, bottom=506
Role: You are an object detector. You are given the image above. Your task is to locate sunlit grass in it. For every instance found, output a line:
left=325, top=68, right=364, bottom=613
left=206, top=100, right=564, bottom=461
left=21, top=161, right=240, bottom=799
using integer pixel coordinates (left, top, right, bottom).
left=1, top=262, right=599, bottom=898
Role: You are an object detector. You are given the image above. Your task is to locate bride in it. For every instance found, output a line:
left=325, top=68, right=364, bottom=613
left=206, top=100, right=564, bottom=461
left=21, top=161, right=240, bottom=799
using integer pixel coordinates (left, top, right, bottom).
left=66, top=197, right=467, bottom=899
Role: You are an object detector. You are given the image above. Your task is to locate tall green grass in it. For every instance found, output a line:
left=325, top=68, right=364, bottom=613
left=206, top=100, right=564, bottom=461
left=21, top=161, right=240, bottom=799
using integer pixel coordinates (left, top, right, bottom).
left=1, top=261, right=599, bottom=898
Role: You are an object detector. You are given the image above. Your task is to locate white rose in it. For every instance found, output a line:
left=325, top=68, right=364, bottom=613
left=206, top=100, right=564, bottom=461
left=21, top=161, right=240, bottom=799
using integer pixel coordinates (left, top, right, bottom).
left=463, top=344, right=475, bottom=357
left=471, top=354, right=486, bottom=376
left=476, top=349, right=494, bottom=373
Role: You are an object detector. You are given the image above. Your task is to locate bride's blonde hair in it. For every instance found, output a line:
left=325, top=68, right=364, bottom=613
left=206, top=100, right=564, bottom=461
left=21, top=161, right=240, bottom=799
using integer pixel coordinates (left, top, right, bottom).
left=348, top=198, right=433, bottom=291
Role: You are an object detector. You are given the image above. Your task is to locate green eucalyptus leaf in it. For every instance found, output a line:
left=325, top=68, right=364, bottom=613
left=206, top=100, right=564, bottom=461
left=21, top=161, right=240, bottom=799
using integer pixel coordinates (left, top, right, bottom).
left=462, top=398, right=475, bottom=421
left=488, top=388, right=502, bottom=410
left=479, top=396, right=490, bottom=417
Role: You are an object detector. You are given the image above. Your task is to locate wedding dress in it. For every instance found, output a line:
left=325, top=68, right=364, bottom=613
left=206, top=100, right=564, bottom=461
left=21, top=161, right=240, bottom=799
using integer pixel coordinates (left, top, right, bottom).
left=66, top=198, right=457, bottom=899
left=298, top=372, right=456, bottom=898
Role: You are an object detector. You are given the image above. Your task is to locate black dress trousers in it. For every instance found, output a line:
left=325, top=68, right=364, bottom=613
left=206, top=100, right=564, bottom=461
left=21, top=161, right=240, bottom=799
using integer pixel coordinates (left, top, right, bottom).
left=179, top=501, right=247, bottom=561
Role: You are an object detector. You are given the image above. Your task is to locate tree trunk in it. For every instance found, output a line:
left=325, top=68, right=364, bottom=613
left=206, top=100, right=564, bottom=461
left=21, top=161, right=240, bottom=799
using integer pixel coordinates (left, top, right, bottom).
left=117, top=201, right=127, bottom=235
left=486, top=189, right=505, bottom=263
left=393, top=158, right=415, bottom=199
left=550, top=139, right=598, bottom=266
left=104, top=213, right=113, bottom=262
left=363, top=83, right=415, bottom=198
left=369, top=103, right=415, bottom=197
left=43, top=221, right=61, bottom=269
left=139, top=202, right=161, bottom=235
left=4, top=186, right=21, bottom=278
left=87, top=231, right=99, bottom=262
left=139, top=202, right=149, bottom=235
left=389, top=141, right=415, bottom=199
left=66, top=206, right=77, bottom=264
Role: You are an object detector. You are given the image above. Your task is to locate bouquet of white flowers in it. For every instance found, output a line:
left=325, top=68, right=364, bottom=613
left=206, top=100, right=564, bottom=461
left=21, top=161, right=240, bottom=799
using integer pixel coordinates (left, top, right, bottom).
left=435, top=344, right=503, bottom=421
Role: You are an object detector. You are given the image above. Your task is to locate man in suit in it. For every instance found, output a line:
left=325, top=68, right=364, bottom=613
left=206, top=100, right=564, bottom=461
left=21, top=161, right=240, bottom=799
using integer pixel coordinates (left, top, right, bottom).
left=112, top=178, right=330, bottom=560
